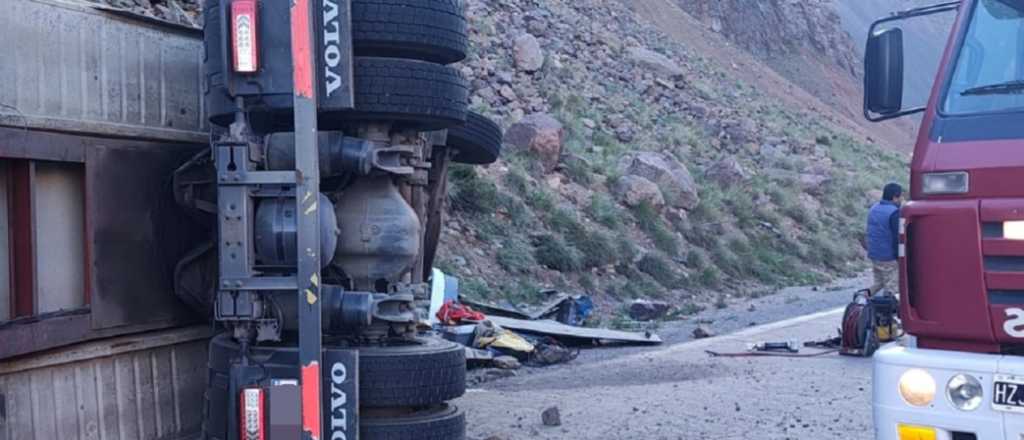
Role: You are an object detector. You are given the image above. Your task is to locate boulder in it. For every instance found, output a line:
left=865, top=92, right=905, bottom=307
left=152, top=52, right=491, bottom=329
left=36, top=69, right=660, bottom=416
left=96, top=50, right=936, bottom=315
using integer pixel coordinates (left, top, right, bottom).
left=705, top=156, right=750, bottom=186
left=629, top=299, right=673, bottom=321
left=506, top=113, right=565, bottom=172
left=693, top=325, right=715, bottom=339
left=627, top=47, right=684, bottom=78
left=614, top=175, right=665, bottom=208
left=514, top=34, right=545, bottom=72
left=618, top=152, right=700, bottom=210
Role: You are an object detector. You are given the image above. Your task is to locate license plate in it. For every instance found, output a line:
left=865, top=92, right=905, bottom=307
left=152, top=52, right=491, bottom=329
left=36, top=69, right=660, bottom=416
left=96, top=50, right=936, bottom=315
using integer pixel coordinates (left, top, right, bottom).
left=994, top=374, right=1024, bottom=413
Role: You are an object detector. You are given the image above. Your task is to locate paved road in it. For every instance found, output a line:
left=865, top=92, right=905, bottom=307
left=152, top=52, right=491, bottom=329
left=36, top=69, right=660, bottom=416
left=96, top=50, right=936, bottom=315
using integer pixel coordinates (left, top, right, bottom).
left=459, top=307, right=878, bottom=440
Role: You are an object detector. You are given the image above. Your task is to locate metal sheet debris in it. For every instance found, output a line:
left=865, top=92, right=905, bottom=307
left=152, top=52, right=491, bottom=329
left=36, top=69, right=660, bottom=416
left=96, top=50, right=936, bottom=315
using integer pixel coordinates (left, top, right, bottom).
left=487, top=316, right=662, bottom=345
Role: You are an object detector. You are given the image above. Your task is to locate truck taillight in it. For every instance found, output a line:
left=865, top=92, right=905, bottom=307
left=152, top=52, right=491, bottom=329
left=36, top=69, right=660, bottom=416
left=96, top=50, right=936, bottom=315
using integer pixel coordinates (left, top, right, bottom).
left=231, top=0, right=259, bottom=73
left=240, top=388, right=265, bottom=440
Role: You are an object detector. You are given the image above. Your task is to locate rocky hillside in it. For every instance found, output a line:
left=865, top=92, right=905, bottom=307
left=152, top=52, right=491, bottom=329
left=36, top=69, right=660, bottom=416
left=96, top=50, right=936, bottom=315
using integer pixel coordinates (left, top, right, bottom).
left=437, top=0, right=907, bottom=317
left=671, top=0, right=918, bottom=151
left=90, top=0, right=909, bottom=319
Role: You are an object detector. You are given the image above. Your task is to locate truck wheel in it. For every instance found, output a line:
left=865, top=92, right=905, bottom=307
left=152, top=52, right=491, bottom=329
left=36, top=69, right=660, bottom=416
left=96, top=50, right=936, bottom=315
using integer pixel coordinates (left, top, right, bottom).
left=353, top=0, right=468, bottom=64
left=361, top=404, right=466, bottom=440
left=207, top=57, right=468, bottom=132
left=343, top=57, right=469, bottom=131
left=447, top=111, right=503, bottom=165
left=358, top=336, right=467, bottom=408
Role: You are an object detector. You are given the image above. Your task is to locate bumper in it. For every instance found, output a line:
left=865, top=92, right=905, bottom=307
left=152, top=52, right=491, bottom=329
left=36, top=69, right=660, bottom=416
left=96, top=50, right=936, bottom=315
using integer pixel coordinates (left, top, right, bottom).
left=874, top=345, right=1018, bottom=439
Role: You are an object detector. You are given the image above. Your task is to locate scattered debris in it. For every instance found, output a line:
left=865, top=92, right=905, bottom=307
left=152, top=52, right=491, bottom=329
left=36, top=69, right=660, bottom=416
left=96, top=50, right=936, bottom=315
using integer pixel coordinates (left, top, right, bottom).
left=528, top=337, right=580, bottom=366
left=555, top=295, right=594, bottom=326
left=805, top=336, right=843, bottom=349
left=436, top=301, right=486, bottom=325
left=464, top=347, right=495, bottom=363
left=493, top=356, right=522, bottom=370
left=474, top=321, right=536, bottom=354
left=746, top=341, right=800, bottom=354
left=439, top=325, right=478, bottom=346
left=461, top=292, right=568, bottom=321
left=487, top=316, right=662, bottom=345
left=706, top=348, right=838, bottom=358
left=693, top=325, right=715, bottom=339
left=628, top=299, right=673, bottom=321
left=541, top=406, right=562, bottom=427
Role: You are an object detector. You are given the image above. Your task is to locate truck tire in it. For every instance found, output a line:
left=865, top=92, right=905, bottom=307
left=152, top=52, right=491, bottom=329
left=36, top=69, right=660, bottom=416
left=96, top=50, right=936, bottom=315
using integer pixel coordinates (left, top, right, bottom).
left=342, top=57, right=469, bottom=131
left=447, top=111, right=502, bottom=165
left=361, top=404, right=466, bottom=440
left=205, top=335, right=465, bottom=411
left=353, top=0, right=468, bottom=64
left=210, top=57, right=468, bottom=131
left=358, top=336, right=467, bottom=408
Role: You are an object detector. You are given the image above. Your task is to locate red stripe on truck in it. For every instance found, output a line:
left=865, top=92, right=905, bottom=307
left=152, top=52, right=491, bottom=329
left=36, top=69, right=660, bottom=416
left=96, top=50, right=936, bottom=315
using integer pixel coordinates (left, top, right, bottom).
left=301, top=362, right=322, bottom=440
left=290, top=0, right=315, bottom=98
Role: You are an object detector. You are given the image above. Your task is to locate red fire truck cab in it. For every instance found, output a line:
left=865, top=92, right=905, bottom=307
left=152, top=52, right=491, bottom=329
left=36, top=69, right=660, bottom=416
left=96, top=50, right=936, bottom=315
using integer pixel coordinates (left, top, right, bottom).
left=865, top=1, right=1024, bottom=438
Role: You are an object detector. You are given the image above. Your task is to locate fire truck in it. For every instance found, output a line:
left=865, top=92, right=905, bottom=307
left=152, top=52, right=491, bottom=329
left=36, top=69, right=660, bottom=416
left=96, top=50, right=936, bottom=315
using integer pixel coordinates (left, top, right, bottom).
left=0, top=1, right=499, bottom=439
left=864, top=1, right=1024, bottom=438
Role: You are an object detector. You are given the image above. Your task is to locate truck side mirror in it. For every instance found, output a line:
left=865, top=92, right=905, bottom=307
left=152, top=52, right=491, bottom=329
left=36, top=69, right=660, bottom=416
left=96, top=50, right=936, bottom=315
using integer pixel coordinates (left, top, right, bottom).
left=865, top=27, right=905, bottom=116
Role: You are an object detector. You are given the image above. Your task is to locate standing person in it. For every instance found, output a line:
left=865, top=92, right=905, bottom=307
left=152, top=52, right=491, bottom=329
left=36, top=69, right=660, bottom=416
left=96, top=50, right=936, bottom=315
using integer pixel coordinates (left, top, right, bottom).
left=866, top=183, right=904, bottom=296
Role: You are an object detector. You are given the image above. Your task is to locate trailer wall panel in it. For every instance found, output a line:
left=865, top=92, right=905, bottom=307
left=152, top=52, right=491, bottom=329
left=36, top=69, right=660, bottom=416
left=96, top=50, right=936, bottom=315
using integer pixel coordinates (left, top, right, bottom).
left=0, top=327, right=210, bottom=440
left=0, top=0, right=206, bottom=144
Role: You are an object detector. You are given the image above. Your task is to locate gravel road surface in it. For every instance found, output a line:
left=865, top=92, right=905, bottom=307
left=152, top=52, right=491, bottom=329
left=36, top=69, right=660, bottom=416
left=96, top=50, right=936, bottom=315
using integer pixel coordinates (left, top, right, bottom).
left=460, top=277, right=878, bottom=440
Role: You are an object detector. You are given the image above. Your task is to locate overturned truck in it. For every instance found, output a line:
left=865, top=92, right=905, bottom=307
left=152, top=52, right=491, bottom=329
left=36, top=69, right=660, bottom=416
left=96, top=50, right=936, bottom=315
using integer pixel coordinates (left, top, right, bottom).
left=0, top=1, right=501, bottom=439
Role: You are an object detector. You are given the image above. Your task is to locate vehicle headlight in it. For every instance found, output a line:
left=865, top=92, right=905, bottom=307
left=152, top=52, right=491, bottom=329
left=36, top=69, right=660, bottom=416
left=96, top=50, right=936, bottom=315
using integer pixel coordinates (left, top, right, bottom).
left=899, top=369, right=937, bottom=407
left=946, top=374, right=983, bottom=411
left=922, top=171, right=969, bottom=195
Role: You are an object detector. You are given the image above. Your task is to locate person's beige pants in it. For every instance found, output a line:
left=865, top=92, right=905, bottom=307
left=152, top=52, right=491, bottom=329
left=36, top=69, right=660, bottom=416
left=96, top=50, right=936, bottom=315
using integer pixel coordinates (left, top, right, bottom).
left=871, top=260, right=899, bottom=296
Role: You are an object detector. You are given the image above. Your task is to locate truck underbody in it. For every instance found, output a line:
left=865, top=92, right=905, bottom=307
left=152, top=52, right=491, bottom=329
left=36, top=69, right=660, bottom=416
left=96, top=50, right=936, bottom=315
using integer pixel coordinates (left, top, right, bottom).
left=0, top=0, right=500, bottom=439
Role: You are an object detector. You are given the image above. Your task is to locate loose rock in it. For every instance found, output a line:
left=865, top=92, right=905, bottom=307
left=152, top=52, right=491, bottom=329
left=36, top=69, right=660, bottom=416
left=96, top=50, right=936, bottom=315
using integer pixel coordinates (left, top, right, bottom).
left=613, top=175, right=665, bottom=208
left=693, top=325, right=715, bottom=339
left=505, top=113, right=565, bottom=172
left=541, top=406, right=562, bottom=427
left=493, top=356, right=522, bottom=370
left=514, top=34, right=545, bottom=73
left=627, top=47, right=685, bottom=78
left=619, top=151, right=700, bottom=210
left=706, top=156, right=751, bottom=186
left=629, top=299, right=673, bottom=321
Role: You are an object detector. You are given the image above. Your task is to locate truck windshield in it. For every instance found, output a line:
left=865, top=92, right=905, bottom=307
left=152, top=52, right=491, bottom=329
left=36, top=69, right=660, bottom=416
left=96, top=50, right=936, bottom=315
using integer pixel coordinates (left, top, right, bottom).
left=944, top=0, right=1024, bottom=115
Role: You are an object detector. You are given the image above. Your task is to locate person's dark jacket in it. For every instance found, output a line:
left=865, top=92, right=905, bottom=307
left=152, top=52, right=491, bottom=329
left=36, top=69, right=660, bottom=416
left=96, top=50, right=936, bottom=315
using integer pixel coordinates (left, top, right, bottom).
left=866, top=201, right=900, bottom=262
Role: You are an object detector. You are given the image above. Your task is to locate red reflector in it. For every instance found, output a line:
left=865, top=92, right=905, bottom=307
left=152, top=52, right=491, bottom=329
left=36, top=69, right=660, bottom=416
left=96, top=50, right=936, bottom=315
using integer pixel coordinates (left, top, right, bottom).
left=240, top=387, right=266, bottom=440
left=231, top=0, right=259, bottom=73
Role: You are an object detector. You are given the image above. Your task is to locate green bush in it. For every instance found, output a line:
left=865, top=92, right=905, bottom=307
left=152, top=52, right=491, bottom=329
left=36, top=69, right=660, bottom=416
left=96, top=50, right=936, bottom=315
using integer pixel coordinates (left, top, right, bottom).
left=460, top=278, right=491, bottom=300
left=632, top=202, right=680, bottom=255
left=525, top=188, right=556, bottom=212
left=550, top=208, right=587, bottom=237
left=503, top=169, right=530, bottom=195
left=637, top=253, right=678, bottom=288
left=449, top=164, right=499, bottom=214
left=569, top=229, right=619, bottom=269
left=497, top=239, right=536, bottom=274
left=698, top=267, right=721, bottom=288
left=533, top=235, right=583, bottom=272
left=588, top=193, right=624, bottom=229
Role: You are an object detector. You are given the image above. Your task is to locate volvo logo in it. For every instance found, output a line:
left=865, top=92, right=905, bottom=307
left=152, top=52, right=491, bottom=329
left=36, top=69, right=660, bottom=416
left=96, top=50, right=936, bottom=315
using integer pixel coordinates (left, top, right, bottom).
left=322, top=0, right=344, bottom=97
left=329, top=362, right=349, bottom=440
